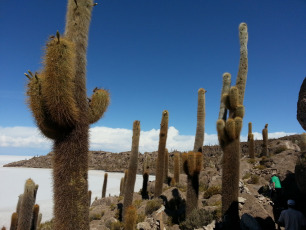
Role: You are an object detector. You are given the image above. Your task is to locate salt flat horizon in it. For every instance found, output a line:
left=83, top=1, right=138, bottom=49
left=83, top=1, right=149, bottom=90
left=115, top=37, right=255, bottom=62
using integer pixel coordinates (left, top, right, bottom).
left=0, top=155, right=155, bottom=228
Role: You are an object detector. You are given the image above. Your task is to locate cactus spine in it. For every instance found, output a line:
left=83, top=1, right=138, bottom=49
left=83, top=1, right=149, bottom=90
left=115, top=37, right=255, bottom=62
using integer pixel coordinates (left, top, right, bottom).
left=154, top=110, right=169, bottom=197
left=194, top=88, right=206, bottom=153
left=216, top=23, right=248, bottom=228
left=174, top=152, right=180, bottom=185
left=164, top=149, right=169, bottom=183
left=102, top=173, right=108, bottom=198
left=10, top=212, right=18, bottom=230
left=17, top=179, right=36, bottom=230
left=123, top=121, right=140, bottom=220
left=25, top=1, right=109, bottom=229
left=183, top=152, right=202, bottom=216
left=261, top=124, right=269, bottom=156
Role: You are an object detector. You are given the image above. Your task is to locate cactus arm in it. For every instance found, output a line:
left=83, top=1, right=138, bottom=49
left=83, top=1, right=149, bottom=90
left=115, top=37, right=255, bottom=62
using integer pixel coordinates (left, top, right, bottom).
left=26, top=72, right=62, bottom=139
left=88, top=88, right=110, bottom=124
left=42, top=36, right=80, bottom=127
left=218, top=73, right=231, bottom=120
left=193, top=88, right=206, bottom=153
left=236, top=23, right=248, bottom=105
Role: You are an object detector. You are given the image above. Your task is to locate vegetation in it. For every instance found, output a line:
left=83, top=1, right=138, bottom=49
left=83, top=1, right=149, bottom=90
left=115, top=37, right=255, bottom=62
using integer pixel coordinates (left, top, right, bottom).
left=179, top=209, right=218, bottom=230
left=145, top=199, right=163, bottom=215
left=203, top=186, right=222, bottom=199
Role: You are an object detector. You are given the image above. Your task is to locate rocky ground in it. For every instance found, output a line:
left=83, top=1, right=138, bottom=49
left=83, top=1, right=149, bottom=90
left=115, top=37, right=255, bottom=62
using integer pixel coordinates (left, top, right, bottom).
left=5, top=134, right=306, bottom=229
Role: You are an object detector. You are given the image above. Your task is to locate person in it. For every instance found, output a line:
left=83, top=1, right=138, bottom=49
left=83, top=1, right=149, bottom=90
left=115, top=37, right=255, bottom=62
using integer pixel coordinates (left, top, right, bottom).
left=278, top=199, right=306, bottom=230
left=270, top=169, right=282, bottom=205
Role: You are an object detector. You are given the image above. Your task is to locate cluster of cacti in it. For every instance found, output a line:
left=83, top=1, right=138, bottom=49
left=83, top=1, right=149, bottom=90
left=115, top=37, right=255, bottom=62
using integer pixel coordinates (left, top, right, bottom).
left=123, top=121, right=141, bottom=220
left=182, top=151, right=202, bottom=216
left=193, top=88, right=206, bottom=153
left=154, top=110, right=169, bottom=197
left=25, top=0, right=109, bottom=229
left=8, top=178, right=42, bottom=230
left=216, top=23, right=248, bottom=228
left=248, top=122, right=255, bottom=158
left=261, top=124, right=269, bottom=156
left=102, top=173, right=108, bottom=198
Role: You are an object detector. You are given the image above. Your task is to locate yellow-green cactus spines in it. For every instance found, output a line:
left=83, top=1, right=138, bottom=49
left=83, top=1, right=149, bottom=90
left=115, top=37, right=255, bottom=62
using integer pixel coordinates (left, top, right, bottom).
left=42, top=36, right=79, bottom=127
left=102, top=173, right=108, bottom=198
left=218, top=73, right=232, bottom=120
left=154, top=110, right=169, bottom=197
left=10, top=212, right=18, bottom=230
left=123, top=121, right=140, bottom=220
left=236, top=22, right=248, bottom=105
left=193, top=88, right=206, bottom=153
left=17, top=179, right=36, bottom=230
left=88, top=88, right=110, bottom=124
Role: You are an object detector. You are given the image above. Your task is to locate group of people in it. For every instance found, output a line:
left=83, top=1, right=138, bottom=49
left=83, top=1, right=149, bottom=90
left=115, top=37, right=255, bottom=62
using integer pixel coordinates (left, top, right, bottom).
left=270, top=169, right=306, bottom=230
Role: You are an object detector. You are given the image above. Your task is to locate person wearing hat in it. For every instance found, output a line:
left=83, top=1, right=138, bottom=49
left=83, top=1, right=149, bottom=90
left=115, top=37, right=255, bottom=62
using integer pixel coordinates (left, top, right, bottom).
left=278, top=199, right=306, bottom=230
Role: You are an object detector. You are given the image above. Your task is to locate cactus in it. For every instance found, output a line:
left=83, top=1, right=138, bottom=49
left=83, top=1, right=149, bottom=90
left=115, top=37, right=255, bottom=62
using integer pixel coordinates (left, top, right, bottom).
left=141, top=171, right=149, bottom=199
left=261, top=124, right=269, bottom=156
left=218, top=74, right=232, bottom=120
left=300, top=133, right=306, bottom=151
left=154, top=110, right=169, bottom=197
left=119, top=177, right=125, bottom=197
left=123, top=121, right=140, bottom=220
left=37, top=214, right=42, bottom=229
left=248, top=122, right=252, bottom=141
left=25, top=1, right=109, bottom=229
left=249, top=133, right=255, bottom=159
left=124, top=206, right=137, bottom=230
left=17, top=179, right=36, bottom=230
left=182, top=151, right=202, bottom=216
left=193, top=88, right=206, bottom=153
left=295, top=152, right=306, bottom=194
left=174, top=152, right=180, bottom=185
left=30, top=204, right=39, bottom=230
left=102, top=173, right=108, bottom=198
left=88, top=190, right=92, bottom=206
left=164, top=148, right=169, bottom=183
left=216, top=23, right=248, bottom=228
left=10, top=212, right=18, bottom=230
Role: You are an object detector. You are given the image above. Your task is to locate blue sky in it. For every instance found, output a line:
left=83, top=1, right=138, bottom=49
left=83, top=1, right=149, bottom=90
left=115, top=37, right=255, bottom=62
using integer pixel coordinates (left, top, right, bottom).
left=0, top=0, right=305, bottom=155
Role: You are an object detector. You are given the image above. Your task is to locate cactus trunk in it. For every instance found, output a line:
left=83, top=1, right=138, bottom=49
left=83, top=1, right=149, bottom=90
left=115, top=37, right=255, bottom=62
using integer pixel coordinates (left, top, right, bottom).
left=193, top=88, right=206, bottom=153
left=102, top=173, right=108, bottom=198
left=123, top=121, right=140, bottom=220
left=154, top=110, right=169, bottom=197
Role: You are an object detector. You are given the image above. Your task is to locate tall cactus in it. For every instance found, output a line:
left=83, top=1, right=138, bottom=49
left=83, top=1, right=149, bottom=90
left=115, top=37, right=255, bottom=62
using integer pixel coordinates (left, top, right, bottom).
left=261, top=124, right=269, bottom=156
left=193, top=88, right=206, bottom=153
left=248, top=122, right=255, bottom=158
left=174, top=152, right=180, bottom=185
left=182, top=151, right=202, bottom=216
left=102, top=173, right=108, bottom=198
left=248, top=122, right=252, bottom=141
left=17, top=179, right=36, bottom=230
left=154, top=110, right=169, bottom=197
left=216, top=23, right=248, bottom=228
left=25, top=1, right=109, bottom=229
left=123, top=121, right=141, bottom=220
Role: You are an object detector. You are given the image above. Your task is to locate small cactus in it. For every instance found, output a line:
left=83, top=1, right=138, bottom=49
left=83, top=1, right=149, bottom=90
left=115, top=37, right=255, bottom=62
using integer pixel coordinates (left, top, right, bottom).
left=10, top=212, right=18, bottom=230
left=102, top=173, right=108, bottom=198
left=88, top=190, right=92, bottom=207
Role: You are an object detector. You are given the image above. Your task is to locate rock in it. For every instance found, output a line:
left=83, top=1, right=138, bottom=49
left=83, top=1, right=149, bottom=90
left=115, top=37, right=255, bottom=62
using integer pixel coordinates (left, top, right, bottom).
left=204, top=220, right=216, bottom=230
left=240, top=213, right=262, bottom=230
left=238, top=197, right=246, bottom=204
left=137, top=222, right=151, bottom=230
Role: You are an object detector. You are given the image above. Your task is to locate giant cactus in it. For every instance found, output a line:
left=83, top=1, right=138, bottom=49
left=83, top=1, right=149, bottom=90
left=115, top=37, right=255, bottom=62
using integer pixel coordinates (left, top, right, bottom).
left=123, top=121, right=140, bottom=220
left=154, top=110, right=169, bottom=197
left=25, top=1, right=109, bottom=229
left=261, top=124, right=269, bottom=157
left=182, top=151, right=202, bottom=216
left=193, top=88, right=206, bottom=153
left=216, top=23, right=248, bottom=228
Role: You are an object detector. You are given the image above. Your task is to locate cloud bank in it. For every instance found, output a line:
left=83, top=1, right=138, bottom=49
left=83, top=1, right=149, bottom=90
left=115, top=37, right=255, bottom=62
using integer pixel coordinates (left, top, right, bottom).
left=0, top=126, right=297, bottom=155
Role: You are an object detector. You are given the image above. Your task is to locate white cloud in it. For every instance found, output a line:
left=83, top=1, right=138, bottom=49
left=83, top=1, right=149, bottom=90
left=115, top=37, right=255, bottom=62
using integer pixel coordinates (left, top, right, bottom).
left=0, top=126, right=297, bottom=154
